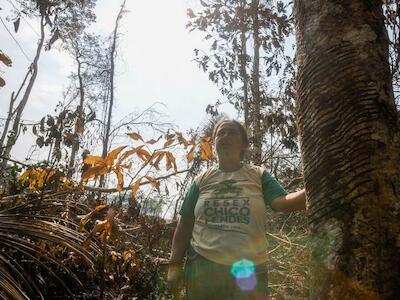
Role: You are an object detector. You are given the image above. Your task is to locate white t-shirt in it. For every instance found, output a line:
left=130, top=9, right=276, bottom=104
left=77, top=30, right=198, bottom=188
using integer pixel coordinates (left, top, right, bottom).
left=180, top=164, right=287, bottom=266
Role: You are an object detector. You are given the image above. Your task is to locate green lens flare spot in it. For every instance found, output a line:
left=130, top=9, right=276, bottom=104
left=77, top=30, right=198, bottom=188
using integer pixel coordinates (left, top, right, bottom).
left=231, top=259, right=255, bottom=279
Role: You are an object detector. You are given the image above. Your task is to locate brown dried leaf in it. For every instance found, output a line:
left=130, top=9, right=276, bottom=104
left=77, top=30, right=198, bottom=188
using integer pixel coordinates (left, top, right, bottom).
left=83, top=219, right=108, bottom=246
left=131, top=178, right=142, bottom=199
left=151, top=151, right=165, bottom=171
left=79, top=204, right=108, bottom=232
left=176, top=132, right=190, bottom=148
left=123, top=250, right=136, bottom=261
left=144, top=175, right=160, bottom=192
left=200, top=140, right=214, bottom=160
left=84, top=155, right=106, bottom=165
left=163, top=137, right=175, bottom=148
left=136, top=148, right=152, bottom=162
left=118, top=145, right=143, bottom=164
left=187, top=145, right=195, bottom=162
left=113, top=167, right=124, bottom=192
left=19, top=169, right=31, bottom=181
left=166, top=152, right=177, bottom=172
left=105, top=145, right=127, bottom=165
left=82, top=165, right=109, bottom=181
left=76, top=121, right=84, bottom=134
left=128, top=132, right=143, bottom=141
left=82, top=238, right=92, bottom=249
left=0, top=51, right=12, bottom=66
left=165, top=133, right=175, bottom=140
left=145, top=135, right=162, bottom=145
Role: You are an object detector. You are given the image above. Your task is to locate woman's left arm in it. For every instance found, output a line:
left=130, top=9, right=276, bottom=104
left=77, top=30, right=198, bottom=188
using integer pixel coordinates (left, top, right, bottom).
left=270, top=188, right=306, bottom=213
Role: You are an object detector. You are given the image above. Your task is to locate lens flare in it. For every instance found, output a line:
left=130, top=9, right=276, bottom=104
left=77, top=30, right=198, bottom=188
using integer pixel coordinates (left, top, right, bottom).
left=231, top=259, right=257, bottom=291
left=236, top=273, right=257, bottom=291
left=231, top=259, right=255, bottom=278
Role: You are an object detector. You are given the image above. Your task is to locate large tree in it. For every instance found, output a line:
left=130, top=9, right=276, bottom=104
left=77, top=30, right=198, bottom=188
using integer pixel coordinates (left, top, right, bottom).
left=294, top=0, right=400, bottom=298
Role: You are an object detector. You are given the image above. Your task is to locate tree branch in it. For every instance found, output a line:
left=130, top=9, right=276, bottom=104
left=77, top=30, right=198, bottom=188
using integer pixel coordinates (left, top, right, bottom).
left=83, top=168, right=191, bottom=193
left=0, top=155, right=30, bottom=167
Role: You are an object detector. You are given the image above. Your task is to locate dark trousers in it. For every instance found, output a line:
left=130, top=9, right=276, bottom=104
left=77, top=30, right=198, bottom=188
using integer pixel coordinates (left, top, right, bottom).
left=184, top=250, right=269, bottom=300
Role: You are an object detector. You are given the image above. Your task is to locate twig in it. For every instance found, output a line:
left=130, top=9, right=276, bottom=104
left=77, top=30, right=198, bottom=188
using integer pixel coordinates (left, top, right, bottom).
left=266, top=232, right=306, bottom=248
left=0, top=155, right=30, bottom=167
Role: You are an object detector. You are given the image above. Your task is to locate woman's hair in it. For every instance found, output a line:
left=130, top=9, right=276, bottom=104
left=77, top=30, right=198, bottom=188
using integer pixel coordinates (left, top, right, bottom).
left=212, top=118, right=249, bottom=160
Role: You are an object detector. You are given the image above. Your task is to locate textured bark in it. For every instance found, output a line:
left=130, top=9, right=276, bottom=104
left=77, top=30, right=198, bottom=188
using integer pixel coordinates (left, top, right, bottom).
left=294, top=0, right=400, bottom=299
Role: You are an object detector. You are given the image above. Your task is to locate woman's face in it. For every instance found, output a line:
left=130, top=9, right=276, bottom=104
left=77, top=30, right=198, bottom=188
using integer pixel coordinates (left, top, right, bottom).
left=214, top=121, right=246, bottom=160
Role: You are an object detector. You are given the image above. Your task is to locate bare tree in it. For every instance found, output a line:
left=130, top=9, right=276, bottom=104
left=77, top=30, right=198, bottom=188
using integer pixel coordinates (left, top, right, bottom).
left=100, top=0, right=127, bottom=187
left=1, top=15, right=45, bottom=168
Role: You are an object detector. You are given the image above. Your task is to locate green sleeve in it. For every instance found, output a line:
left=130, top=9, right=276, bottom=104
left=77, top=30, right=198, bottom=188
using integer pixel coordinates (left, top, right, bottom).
left=179, top=181, right=200, bottom=219
left=261, top=171, right=288, bottom=208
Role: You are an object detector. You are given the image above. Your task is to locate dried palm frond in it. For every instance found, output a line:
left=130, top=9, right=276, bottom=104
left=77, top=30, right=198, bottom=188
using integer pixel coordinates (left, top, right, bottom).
left=0, top=195, right=100, bottom=299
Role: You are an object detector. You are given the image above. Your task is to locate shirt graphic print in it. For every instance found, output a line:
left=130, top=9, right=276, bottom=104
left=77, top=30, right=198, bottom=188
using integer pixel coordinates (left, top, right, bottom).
left=203, top=179, right=251, bottom=229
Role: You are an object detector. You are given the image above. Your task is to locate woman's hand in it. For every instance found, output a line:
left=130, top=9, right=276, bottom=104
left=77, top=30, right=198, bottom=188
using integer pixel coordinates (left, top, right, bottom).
left=168, top=217, right=194, bottom=297
left=167, top=262, right=184, bottom=296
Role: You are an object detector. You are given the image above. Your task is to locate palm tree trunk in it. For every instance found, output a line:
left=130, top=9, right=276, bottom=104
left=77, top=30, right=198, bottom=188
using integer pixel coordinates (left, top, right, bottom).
left=294, top=0, right=400, bottom=298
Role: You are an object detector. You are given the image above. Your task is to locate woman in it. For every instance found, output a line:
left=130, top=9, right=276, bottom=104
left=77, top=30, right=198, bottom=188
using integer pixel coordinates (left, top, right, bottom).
left=168, top=118, right=306, bottom=299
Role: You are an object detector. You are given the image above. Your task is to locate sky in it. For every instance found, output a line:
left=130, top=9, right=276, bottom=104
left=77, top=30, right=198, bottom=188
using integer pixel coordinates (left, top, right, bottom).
left=0, top=0, right=237, bottom=162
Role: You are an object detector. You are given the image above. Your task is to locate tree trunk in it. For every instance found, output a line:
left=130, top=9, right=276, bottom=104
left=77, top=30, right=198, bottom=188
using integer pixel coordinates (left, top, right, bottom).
left=239, top=0, right=250, bottom=129
left=250, top=0, right=262, bottom=165
left=1, top=15, right=45, bottom=168
left=68, top=57, right=85, bottom=177
left=0, top=68, right=31, bottom=155
left=0, top=93, right=17, bottom=156
left=100, top=0, right=126, bottom=187
left=294, top=0, right=400, bottom=298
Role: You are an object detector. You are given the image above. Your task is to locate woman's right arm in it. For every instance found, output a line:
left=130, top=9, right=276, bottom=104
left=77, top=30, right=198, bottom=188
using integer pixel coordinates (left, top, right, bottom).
left=167, top=216, right=195, bottom=293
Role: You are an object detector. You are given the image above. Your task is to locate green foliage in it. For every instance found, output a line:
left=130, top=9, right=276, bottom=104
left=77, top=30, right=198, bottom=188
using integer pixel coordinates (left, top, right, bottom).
left=14, top=0, right=97, bottom=45
left=33, top=111, right=81, bottom=161
left=187, top=0, right=300, bottom=171
left=187, top=0, right=293, bottom=99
